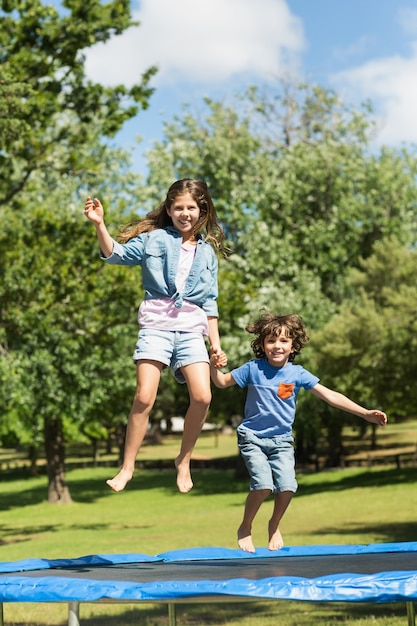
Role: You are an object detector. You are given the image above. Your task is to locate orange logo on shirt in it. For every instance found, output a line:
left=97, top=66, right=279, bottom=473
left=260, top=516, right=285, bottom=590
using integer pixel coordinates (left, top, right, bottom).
left=278, top=382, right=294, bottom=400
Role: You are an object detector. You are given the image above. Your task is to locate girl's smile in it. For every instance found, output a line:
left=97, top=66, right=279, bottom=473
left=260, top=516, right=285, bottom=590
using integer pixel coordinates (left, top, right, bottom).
left=167, top=192, right=201, bottom=242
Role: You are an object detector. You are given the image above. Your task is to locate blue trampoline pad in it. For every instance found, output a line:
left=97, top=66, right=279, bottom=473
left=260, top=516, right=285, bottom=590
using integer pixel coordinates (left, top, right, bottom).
left=0, top=542, right=417, bottom=604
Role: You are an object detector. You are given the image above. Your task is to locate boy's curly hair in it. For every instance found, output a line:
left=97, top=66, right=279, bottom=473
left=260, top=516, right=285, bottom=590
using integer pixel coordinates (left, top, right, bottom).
left=246, top=311, right=309, bottom=362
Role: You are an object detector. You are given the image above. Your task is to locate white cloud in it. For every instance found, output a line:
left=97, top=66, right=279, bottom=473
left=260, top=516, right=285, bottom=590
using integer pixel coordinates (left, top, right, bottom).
left=332, top=41, right=417, bottom=145
left=84, top=0, right=304, bottom=87
left=397, top=7, right=417, bottom=37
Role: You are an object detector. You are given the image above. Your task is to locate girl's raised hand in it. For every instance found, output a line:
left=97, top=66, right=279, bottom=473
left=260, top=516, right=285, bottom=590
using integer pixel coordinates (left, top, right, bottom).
left=84, top=196, right=104, bottom=224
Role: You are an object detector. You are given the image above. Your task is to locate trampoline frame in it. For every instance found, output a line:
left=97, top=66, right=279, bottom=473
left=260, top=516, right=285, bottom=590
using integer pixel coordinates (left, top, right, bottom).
left=0, top=595, right=415, bottom=626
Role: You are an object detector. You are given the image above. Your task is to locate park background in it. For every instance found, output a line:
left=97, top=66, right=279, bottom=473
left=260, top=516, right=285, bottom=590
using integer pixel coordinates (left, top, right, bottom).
left=1, top=0, right=417, bottom=624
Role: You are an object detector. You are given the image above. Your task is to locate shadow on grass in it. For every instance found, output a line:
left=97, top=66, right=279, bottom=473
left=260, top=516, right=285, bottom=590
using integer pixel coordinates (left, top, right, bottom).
left=192, top=466, right=417, bottom=497
left=0, top=528, right=50, bottom=547
left=303, top=519, right=417, bottom=544
left=68, top=468, right=248, bottom=502
left=297, top=466, right=417, bottom=495
left=1, top=466, right=417, bottom=508
left=0, top=485, right=50, bottom=510
left=0, top=471, right=180, bottom=509
left=0, top=467, right=245, bottom=510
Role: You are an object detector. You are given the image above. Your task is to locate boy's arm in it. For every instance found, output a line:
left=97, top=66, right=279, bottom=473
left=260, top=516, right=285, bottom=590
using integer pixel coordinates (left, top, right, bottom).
left=209, top=355, right=237, bottom=389
left=207, top=317, right=229, bottom=370
left=310, top=383, right=387, bottom=427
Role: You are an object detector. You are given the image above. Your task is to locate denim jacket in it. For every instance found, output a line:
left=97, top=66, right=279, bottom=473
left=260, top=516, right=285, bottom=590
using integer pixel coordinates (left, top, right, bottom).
left=101, top=226, right=219, bottom=317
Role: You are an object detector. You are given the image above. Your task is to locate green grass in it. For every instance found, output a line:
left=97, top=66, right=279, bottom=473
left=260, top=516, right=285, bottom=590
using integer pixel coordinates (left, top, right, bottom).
left=1, top=463, right=417, bottom=625
left=2, top=415, right=416, bottom=472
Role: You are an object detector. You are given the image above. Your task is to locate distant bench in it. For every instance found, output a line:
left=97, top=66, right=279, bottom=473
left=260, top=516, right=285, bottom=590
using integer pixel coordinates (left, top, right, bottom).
left=341, top=445, right=417, bottom=469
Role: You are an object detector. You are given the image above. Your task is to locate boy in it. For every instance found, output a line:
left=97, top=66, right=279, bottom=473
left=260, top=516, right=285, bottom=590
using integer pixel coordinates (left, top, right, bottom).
left=210, top=311, right=387, bottom=553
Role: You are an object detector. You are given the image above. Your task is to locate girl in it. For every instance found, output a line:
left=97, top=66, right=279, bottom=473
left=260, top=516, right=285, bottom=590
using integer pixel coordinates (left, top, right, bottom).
left=85, top=179, right=226, bottom=494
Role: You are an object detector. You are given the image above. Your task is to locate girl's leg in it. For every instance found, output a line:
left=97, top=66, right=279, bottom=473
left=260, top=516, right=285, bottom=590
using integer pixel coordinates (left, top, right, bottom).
left=107, top=360, right=163, bottom=492
left=268, top=490, right=294, bottom=550
left=175, top=361, right=211, bottom=494
left=238, top=489, right=271, bottom=553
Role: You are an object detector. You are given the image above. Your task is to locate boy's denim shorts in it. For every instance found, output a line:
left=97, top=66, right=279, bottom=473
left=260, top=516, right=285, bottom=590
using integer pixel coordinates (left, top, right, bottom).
left=237, top=425, right=298, bottom=494
left=133, top=328, right=209, bottom=384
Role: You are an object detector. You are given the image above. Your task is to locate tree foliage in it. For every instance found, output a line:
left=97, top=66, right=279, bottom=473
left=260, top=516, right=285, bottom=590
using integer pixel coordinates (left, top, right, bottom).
left=312, top=238, right=417, bottom=419
left=0, top=153, right=147, bottom=500
left=0, top=0, right=156, bottom=501
left=0, top=0, right=157, bottom=206
left=303, top=237, right=417, bottom=465
left=3, top=32, right=417, bottom=494
left=138, top=82, right=417, bottom=460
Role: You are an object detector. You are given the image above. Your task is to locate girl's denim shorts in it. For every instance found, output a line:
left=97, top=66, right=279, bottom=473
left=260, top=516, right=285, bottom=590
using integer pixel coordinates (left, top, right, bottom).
left=237, top=425, right=298, bottom=494
left=133, top=328, right=209, bottom=384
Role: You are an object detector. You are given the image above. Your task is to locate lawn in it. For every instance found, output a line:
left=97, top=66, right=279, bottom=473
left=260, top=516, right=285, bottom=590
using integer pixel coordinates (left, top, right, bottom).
left=0, top=458, right=417, bottom=625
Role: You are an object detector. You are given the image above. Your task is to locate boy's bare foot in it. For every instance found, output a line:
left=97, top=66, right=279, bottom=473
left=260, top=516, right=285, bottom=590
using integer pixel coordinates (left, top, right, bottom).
left=237, top=526, right=255, bottom=553
left=268, top=525, right=284, bottom=551
left=175, top=457, right=193, bottom=493
left=106, top=468, right=133, bottom=492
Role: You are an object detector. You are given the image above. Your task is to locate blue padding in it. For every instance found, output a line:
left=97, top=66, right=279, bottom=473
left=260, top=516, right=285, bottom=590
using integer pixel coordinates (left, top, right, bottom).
left=158, top=542, right=417, bottom=562
left=2, top=541, right=417, bottom=573
left=0, top=553, right=160, bottom=574
left=1, top=543, right=417, bottom=604
left=0, top=571, right=417, bottom=604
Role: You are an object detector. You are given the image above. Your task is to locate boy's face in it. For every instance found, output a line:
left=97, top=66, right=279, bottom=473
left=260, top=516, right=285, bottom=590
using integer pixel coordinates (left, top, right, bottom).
left=263, top=329, right=294, bottom=368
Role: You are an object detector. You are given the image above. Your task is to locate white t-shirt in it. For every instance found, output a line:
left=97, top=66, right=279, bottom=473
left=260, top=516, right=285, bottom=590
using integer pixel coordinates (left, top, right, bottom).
left=138, top=245, right=209, bottom=335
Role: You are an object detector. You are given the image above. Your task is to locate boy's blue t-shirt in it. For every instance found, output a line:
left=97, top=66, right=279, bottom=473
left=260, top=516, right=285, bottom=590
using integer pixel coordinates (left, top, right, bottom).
left=231, top=358, right=320, bottom=437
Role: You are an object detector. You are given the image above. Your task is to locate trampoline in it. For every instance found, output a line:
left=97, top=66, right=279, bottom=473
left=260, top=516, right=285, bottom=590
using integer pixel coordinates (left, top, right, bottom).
left=0, top=542, right=416, bottom=626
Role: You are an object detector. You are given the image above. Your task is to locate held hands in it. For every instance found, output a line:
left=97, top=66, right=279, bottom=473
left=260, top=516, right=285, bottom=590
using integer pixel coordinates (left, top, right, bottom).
left=363, top=409, right=388, bottom=427
left=210, top=346, right=227, bottom=369
left=84, top=196, right=104, bottom=224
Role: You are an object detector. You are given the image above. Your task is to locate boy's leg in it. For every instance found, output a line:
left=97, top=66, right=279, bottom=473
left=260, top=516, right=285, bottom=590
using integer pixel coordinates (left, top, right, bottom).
left=237, top=428, right=274, bottom=552
left=268, top=490, right=294, bottom=550
left=175, top=361, right=211, bottom=493
left=238, top=489, right=271, bottom=553
left=106, top=360, right=163, bottom=492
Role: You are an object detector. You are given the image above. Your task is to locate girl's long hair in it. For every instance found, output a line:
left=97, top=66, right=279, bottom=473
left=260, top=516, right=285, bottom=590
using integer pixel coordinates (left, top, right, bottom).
left=118, top=179, right=225, bottom=254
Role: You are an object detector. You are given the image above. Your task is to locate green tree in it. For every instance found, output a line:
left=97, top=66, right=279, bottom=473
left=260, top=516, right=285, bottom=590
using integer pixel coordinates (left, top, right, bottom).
left=0, top=66, right=35, bottom=147
left=0, top=0, right=156, bottom=206
left=0, top=0, right=157, bottom=501
left=142, top=84, right=417, bottom=300
left=0, top=152, right=145, bottom=501
left=137, top=82, right=417, bottom=456
left=309, top=237, right=417, bottom=465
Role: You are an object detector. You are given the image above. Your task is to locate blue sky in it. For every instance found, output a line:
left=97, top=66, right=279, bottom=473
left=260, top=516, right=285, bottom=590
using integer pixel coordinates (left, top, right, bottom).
left=83, top=0, right=417, bottom=174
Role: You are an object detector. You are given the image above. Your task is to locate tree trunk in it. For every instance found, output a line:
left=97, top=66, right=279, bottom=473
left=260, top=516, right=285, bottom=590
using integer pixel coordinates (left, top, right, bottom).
left=44, top=417, right=72, bottom=504
left=28, top=444, right=38, bottom=477
left=294, top=429, right=318, bottom=466
left=325, top=417, right=344, bottom=467
left=116, top=423, right=126, bottom=466
left=370, top=423, right=377, bottom=450
left=91, top=438, right=99, bottom=467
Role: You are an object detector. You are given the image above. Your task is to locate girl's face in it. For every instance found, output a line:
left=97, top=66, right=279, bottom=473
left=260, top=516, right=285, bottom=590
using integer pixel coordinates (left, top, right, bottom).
left=167, top=192, right=201, bottom=241
left=263, top=329, right=294, bottom=368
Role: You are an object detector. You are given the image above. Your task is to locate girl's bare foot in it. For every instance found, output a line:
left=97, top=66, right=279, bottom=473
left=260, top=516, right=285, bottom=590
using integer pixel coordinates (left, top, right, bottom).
left=237, top=526, right=255, bottom=553
left=175, top=457, right=193, bottom=493
left=268, top=525, right=284, bottom=551
left=106, top=468, right=133, bottom=492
